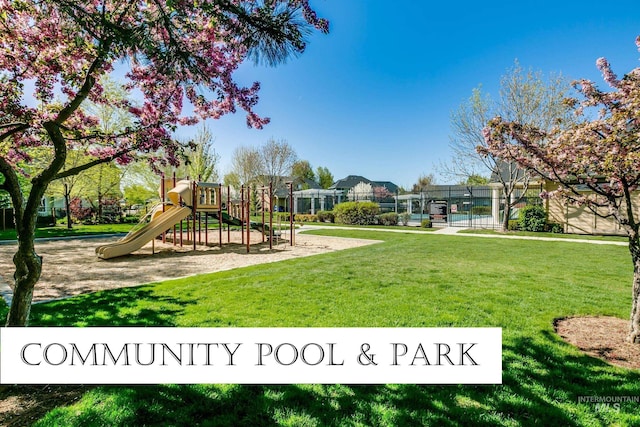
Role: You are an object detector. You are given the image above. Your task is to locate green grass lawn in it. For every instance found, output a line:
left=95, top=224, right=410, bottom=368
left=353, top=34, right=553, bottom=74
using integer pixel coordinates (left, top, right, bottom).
left=458, top=228, right=628, bottom=242
left=0, top=223, right=133, bottom=240
left=6, top=230, right=640, bottom=425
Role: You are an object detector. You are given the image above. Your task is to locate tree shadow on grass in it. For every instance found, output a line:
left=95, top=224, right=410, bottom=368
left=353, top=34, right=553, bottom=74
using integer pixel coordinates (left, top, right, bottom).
left=34, top=331, right=640, bottom=426
left=29, top=286, right=197, bottom=327
left=3, top=286, right=200, bottom=425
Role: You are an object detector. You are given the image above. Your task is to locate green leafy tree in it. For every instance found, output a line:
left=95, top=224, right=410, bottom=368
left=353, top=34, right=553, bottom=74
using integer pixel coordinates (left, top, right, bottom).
left=459, top=174, right=490, bottom=186
left=411, top=173, right=435, bottom=194
left=79, top=162, right=123, bottom=222
left=316, top=166, right=334, bottom=189
left=396, top=185, right=409, bottom=195
left=0, top=190, right=10, bottom=209
left=184, top=125, right=220, bottom=183
left=82, top=76, right=134, bottom=133
left=119, top=161, right=160, bottom=201
left=223, top=171, right=241, bottom=198
left=123, top=184, right=157, bottom=207
left=46, top=77, right=133, bottom=226
left=162, top=125, right=221, bottom=182
left=292, top=160, right=315, bottom=188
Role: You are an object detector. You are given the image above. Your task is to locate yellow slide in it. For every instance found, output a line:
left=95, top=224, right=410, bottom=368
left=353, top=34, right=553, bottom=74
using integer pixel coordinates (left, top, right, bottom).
left=96, top=180, right=193, bottom=260
left=96, top=206, right=191, bottom=259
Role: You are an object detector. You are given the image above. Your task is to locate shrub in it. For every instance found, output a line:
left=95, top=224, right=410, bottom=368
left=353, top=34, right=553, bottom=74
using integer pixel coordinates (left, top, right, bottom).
left=378, top=212, right=398, bottom=226
left=400, top=212, right=411, bottom=226
left=122, top=215, right=141, bottom=224
left=546, top=222, right=564, bottom=234
left=294, top=214, right=318, bottom=222
left=507, top=220, right=519, bottom=231
left=69, top=197, right=93, bottom=222
left=316, top=210, right=335, bottom=223
left=471, top=205, right=492, bottom=216
left=518, top=205, right=547, bottom=232
left=333, top=201, right=380, bottom=225
left=274, top=212, right=291, bottom=222
left=36, top=215, right=55, bottom=227
left=421, top=218, right=432, bottom=228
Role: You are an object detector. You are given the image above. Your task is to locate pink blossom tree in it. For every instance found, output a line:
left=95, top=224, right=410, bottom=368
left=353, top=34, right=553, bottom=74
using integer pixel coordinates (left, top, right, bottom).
left=482, top=37, right=640, bottom=343
left=373, top=185, right=394, bottom=201
left=0, top=0, right=328, bottom=326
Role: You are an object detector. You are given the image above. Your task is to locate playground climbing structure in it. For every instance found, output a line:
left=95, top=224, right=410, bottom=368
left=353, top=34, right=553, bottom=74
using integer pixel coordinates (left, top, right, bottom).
left=96, top=176, right=295, bottom=260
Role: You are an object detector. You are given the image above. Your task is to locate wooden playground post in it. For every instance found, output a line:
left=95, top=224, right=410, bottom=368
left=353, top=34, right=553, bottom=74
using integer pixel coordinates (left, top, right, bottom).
left=240, top=185, right=245, bottom=245
left=198, top=175, right=202, bottom=246
left=288, top=181, right=294, bottom=246
left=269, top=182, right=273, bottom=250
left=261, top=186, right=266, bottom=243
left=192, top=180, right=197, bottom=251
left=226, top=186, right=231, bottom=244
left=218, top=186, right=223, bottom=248
left=179, top=214, right=184, bottom=247
left=172, top=172, right=177, bottom=246
left=161, top=173, right=166, bottom=244
left=246, top=184, right=251, bottom=253
left=177, top=173, right=184, bottom=247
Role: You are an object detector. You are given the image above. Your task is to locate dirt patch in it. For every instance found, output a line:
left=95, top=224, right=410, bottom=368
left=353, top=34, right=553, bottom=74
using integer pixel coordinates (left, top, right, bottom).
left=0, top=231, right=380, bottom=303
left=555, top=316, right=640, bottom=370
left=0, top=385, right=90, bottom=426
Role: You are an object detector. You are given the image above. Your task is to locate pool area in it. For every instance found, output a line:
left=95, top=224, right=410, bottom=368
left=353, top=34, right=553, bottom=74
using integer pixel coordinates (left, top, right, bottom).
left=408, top=213, right=510, bottom=229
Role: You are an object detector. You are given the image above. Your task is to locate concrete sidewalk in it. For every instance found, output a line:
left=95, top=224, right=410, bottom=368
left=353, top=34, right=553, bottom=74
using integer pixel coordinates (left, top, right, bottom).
left=452, top=230, right=628, bottom=246
left=432, top=227, right=467, bottom=235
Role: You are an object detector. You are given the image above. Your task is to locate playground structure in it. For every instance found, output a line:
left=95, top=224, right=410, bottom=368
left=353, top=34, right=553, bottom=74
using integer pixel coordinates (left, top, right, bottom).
left=96, top=175, right=295, bottom=260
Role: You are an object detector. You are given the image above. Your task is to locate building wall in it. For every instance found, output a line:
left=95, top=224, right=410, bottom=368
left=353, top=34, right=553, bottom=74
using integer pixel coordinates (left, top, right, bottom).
left=545, top=182, right=639, bottom=235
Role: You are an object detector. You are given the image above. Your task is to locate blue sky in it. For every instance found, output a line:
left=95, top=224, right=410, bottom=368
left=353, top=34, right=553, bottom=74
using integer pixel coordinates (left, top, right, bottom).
left=184, top=1, right=640, bottom=189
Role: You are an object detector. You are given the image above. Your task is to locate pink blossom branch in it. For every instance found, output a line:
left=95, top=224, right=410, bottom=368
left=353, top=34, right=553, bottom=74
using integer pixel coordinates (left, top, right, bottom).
left=55, top=52, right=108, bottom=124
left=0, top=122, right=29, bottom=142
left=53, top=139, right=153, bottom=180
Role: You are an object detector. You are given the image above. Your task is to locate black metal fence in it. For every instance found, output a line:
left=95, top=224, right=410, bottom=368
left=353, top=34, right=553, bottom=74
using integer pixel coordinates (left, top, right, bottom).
left=295, top=194, right=341, bottom=214
left=395, top=185, right=543, bottom=229
left=293, top=185, right=544, bottom=230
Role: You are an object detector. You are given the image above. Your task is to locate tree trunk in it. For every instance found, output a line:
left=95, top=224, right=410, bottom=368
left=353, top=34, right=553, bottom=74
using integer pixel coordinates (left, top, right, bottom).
left=96, top=194, right=102, bottom=223
left=6, top=234, right=42, bottom=327
left=501, top=203, right=511, bottom=232
left=64, top=185, right=72, bottom=229
left=5, top=183, right=45, bottom=327
left=629, top=239, right=640, bottom=343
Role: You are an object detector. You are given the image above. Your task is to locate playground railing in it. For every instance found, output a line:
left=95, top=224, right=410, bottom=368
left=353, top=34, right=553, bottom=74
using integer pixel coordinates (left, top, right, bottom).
left=123, top=201, right=170, bottom=239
